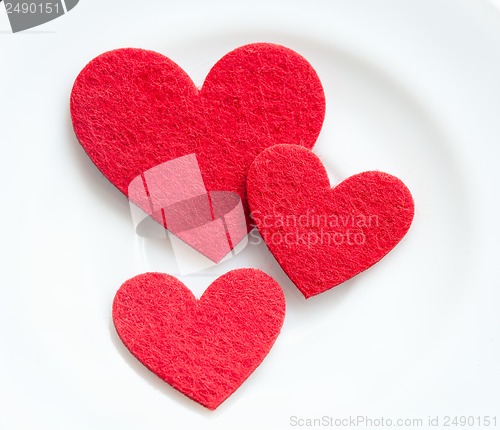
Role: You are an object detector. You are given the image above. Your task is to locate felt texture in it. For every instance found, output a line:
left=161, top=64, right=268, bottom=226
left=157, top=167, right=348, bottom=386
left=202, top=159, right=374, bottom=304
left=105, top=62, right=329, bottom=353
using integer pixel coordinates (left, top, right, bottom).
left=70, top=44, right=326, bottom=241
left=112, top=269, right=286, bottom=410
left=247, top=145, right=414, bottom=298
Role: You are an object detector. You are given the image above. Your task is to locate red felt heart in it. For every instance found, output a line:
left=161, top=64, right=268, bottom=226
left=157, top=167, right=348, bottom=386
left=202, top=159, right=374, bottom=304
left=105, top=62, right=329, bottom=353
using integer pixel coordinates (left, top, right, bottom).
left=112, top=269, right=286, bottom=410
left=70, top=44, right=325, bottom=240
left=247, top=145, right=414, bottom=298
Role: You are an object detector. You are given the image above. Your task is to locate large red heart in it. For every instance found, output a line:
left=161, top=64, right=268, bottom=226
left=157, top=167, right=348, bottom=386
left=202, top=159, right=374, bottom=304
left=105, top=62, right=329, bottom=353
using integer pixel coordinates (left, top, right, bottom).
left=247, top=145, right=414, bottom=298
left=112, top=269, right=286, bottom=410
left=70, top=44, right=325, bottom=237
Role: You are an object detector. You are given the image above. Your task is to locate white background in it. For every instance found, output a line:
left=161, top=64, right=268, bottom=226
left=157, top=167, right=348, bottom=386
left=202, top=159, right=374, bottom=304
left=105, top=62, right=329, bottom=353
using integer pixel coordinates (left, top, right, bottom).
left=0, top=1, right=499, bottom=429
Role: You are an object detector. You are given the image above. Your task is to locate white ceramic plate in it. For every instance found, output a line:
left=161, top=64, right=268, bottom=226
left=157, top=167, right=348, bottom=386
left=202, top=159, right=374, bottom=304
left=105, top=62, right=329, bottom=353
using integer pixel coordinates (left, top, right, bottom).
left=1, top=0, right=499, bottom=429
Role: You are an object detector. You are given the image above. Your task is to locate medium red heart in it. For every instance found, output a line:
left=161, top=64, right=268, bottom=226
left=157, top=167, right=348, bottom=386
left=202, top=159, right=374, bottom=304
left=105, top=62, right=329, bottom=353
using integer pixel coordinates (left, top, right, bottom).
left=70, top=44, right=325, bottom=238
left=247, top=145, right=414, bottom=298
left=112, top=269, right=286, bottom=410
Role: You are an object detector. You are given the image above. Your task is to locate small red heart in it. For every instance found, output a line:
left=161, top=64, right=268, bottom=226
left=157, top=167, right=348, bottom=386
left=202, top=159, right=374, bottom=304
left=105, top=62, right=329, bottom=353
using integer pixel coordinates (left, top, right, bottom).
left=70, top=44, right=325, bottom=238
left=247, top=145, right=414, bottom=298
left=112, top=269, right=286, bottom=410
